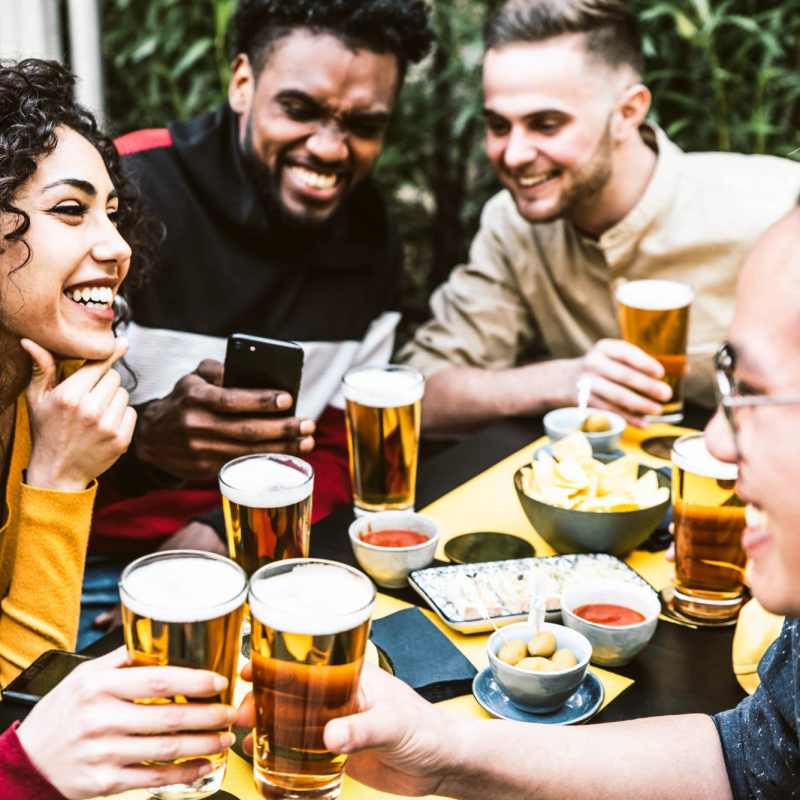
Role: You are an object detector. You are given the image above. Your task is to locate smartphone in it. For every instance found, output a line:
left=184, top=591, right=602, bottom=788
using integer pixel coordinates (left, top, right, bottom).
left=3, top=649, right=90, bottom=705
left=223, top=333, right=304, bottom=416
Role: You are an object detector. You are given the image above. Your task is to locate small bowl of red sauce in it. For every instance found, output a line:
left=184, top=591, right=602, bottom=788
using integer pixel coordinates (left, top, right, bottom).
left=348, top=511, right=440, bottom=588
left=561, top=580, right=660, bottom=667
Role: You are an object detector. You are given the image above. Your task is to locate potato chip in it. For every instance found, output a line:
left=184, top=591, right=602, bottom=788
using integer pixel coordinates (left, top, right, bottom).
left=551, top=432, right=594, bottom=465
left=522, top=433, right=669, bottom=513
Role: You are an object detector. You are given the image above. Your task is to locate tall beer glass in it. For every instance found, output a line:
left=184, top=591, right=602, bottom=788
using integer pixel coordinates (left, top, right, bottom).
left=671, top=434, right=746, bottom=621
left=219, top=454, right=314, bottom=578
left=616, top=279, right=693, bottom=423
left=342, top=364, right=424, bottom=515
left=119, top=550, right=247, bottom=799
left=248, top=558, right=375, bottom=799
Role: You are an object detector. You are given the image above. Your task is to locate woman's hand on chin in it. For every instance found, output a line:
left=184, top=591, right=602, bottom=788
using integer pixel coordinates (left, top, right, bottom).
left=22, top=337, right=136, bottom=491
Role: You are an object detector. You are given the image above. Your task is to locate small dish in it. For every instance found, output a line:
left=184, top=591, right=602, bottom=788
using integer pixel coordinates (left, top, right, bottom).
left=473, top=668, right=604, bottom=725
left=444, top=532, right=535, bottom=564
left=561, top=580, right=660, bottom=667
left=543, top=407, right=626, bottom=453
left=348, top=511, right=439, bottom=588
left=487, top=622, right=591, bottom=712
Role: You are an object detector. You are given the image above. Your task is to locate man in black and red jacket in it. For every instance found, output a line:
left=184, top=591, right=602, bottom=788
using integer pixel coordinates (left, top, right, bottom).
left=81, top=0, right=434, bottom=645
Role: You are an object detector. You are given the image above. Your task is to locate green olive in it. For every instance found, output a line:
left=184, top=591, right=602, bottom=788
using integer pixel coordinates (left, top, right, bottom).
left=497, top=639, right=528, bottom=666
left=516, top=656, right=554, bottom=673
left=527, top=631, right=557, bottom=658
left=550, top=648, right=578, bottom=670
left=581, top=413, right=612, bottom=433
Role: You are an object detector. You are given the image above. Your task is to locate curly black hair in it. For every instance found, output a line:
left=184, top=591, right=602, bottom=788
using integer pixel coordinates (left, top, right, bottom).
left=0, top=59, right=148, bottom=410
left=230, top=0, right=434, bottom=81
left=0, top=59, right=145, bottom=274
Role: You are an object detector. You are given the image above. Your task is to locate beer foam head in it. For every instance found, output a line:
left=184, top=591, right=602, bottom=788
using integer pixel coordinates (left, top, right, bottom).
left=672, top=434, right=738, bottom=480
left=121, top=554, right=247, bottom=622
left=342, top=366, right=424, bottom=408
left=616, top=280, right=694, bottom=310
left=219, top=455, right=313, bottom=508
left=249, top=562, right=375, bottom=635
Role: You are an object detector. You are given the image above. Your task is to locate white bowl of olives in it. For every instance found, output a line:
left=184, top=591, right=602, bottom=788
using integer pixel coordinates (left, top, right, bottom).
left=543, top=407, right=626, bottom=453
left=487, top=622, right=592, bottom=712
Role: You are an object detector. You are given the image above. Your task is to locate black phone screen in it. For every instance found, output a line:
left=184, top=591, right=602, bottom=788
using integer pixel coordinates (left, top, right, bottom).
left=3, top=650, right=89, bottom=705
left=223, top=334, right=304, bottom=416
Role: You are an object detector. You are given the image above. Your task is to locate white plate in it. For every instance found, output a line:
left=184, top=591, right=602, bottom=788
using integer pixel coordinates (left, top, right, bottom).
left=408, top=553, right=654, bottom=634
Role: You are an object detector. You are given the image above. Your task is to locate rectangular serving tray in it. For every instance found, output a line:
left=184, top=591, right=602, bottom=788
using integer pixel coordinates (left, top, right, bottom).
left=408, top=553, right=654, bottom=634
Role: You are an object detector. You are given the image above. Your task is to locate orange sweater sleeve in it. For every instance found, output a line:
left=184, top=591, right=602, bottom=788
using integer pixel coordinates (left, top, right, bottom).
left=0, top=397, right=98, bottom=685
left=0, top=480, right=96, bottom=684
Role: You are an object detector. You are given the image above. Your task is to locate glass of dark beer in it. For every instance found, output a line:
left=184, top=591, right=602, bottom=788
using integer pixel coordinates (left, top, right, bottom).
left=119, top=550, right=248, bottom=799
left=219, top=454, right=314, bottom=578
left=671, top=433, right=746, bottom=621
left=342, top=364, right=424, bottom=516
left=616, top=279, right=693, bottom=423
left=248, top=558, right=375, bottom=799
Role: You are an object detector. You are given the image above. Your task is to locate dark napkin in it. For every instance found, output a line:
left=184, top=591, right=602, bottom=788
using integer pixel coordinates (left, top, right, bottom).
left=370, top=608, right=477, bottom=703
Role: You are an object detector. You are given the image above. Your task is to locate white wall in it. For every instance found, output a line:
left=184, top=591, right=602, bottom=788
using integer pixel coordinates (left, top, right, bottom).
left=0, top=0, right=105, bottom=122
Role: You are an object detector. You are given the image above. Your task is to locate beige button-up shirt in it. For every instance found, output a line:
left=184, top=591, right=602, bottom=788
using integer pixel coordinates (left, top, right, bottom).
left=401, top=126, right=800, bottom=405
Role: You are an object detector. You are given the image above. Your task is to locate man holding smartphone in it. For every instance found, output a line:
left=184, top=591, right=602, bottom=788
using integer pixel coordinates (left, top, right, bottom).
left=83, top=0, right=434, bottom=644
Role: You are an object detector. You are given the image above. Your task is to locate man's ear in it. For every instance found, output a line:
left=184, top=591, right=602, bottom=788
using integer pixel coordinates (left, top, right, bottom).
left=611, top=82, right=651, bottom=142
left=229, top=53, right=255, bottom=115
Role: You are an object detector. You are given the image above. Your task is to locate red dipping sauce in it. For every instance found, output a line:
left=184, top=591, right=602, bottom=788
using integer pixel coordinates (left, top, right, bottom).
left=360, top=529, right=429, bottom=548
left=573, top=603, right=646, bottom=626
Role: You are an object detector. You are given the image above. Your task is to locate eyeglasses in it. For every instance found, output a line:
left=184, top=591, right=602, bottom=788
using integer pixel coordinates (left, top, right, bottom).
left=714, top=342, right=800, bottom=457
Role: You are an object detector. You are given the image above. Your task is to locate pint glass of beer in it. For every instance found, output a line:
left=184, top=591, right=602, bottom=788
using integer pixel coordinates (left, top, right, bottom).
left=249, top=558, right=375, bottom=799
left=671, top=433, right=746, bottom=621
left=342, top=364, right=424, bottom=515
left=616, top=279, right=693, bottom=423
left=219, top=454, right=314, bottom=578
left=119, top=550, right=248, bottom=799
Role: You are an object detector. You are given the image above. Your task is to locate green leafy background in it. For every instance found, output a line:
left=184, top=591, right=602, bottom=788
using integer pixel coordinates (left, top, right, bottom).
left=101, top=0, right=800, bottom=324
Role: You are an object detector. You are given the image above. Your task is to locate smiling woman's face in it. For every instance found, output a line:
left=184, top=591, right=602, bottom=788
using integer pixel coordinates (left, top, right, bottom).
left=0, top=126, right=131, bottom=361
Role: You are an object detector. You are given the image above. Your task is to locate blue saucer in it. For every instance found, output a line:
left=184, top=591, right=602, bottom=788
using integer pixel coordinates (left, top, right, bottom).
left=472, top=668, right=605, bottom=725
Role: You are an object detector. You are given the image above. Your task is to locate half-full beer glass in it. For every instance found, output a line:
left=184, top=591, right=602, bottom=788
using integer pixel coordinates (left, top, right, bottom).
left=219, top=454, right=314, bottom=577
left=119, top=550, right=248, bottom=799
left=342, top=364, right=424, bottom=515
left=248, top=558, right=375, bottom=799
left=671, top=433, right=746, bottom=621
left=616, top=279, right=693, bottom=423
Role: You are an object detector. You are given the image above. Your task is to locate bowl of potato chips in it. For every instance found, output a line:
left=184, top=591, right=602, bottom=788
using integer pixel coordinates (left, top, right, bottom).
left=514, top=433, right=670, bottom=557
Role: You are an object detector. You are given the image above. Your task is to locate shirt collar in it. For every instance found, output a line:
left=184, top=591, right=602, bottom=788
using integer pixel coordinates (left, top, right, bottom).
left=593, top=123, right=683, bottom=268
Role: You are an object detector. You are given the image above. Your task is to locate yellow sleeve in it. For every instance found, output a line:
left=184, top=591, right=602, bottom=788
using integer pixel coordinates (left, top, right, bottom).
left=0, top=480, right=97, bottom=685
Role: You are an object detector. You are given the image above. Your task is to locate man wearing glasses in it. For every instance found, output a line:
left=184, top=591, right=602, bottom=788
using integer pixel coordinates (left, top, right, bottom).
left=245, top=207, right=800, bottom=797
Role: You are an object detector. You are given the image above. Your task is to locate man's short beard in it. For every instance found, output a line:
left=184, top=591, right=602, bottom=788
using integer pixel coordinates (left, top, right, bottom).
left=239, top=117, right=341, bottom=236
left=556, top=120, right=614, bottom=222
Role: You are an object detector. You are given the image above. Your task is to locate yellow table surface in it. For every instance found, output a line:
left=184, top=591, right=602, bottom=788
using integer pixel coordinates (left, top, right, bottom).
left=103, top=423, right=689, bottom=800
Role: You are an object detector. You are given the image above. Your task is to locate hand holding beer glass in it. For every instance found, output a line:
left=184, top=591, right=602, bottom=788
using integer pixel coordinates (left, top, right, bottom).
left=671, top=433, right=746, bottom=621
left=616, top=279, right=694, bottom=423
left=343, top=365, right=424, bottom=515
left=119, top=550, right=248, bottom=799
left=219, top=453, right=314, bottom=577
left=248, top=559, right=376, bottom=799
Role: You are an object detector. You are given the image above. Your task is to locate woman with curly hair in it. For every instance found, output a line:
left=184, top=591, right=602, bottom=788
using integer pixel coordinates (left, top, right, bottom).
left=0, top=59, right=238, bottom=799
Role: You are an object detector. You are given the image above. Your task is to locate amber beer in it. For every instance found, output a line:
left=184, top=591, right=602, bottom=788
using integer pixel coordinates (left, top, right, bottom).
left=119, top=551, right=247, bottom=800
left=219, top=454, right=314, bottom=577
left=342, top=365, right=424, bottom=515
left=671, top=434, right=746, bottom=621
left=249, top=559, right=375, bottom=799
left=616, top=279, right=693, bottom=423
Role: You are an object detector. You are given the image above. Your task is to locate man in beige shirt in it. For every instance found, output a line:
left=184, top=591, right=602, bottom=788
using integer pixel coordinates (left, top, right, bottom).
left=401, top=0, right=800, bottom=430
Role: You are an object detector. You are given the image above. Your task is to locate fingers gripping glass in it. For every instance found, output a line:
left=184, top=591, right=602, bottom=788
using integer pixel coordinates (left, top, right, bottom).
left=714, top=343, right=800, bottom=456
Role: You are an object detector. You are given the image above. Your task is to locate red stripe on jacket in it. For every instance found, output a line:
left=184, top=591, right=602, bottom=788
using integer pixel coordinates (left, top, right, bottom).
left=90, top=406, right=352, bottom=555
left=115, top=127, right=173, bottom=155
